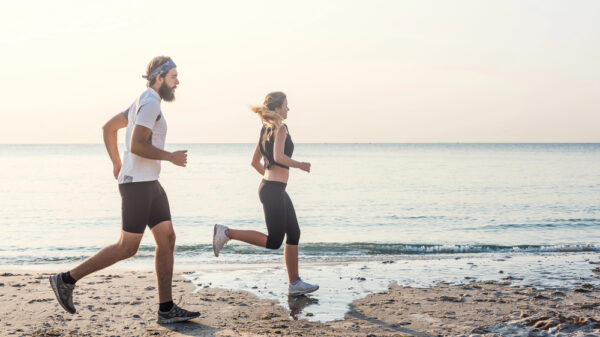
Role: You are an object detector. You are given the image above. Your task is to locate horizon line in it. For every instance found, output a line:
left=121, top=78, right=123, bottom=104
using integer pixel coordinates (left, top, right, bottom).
left=1, top=142, right=599, bottom=145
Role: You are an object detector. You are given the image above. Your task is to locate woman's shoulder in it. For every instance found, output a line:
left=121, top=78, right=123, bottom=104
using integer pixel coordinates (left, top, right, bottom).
left=274, top=123, right=290, bottom=135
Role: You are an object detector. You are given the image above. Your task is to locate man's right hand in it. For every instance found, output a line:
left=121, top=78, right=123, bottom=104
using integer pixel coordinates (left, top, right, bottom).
left=170, top=150, right=188, bottom=167
left=112, top=161, right=122, bottom=179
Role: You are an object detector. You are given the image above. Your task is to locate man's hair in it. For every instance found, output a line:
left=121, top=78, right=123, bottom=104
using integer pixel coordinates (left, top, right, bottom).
left=145, top=56, right=172, bottom=86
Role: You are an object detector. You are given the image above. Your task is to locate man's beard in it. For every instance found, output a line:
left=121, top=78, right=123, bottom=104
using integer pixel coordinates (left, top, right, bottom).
left=159, top=81, right=176, bottom=102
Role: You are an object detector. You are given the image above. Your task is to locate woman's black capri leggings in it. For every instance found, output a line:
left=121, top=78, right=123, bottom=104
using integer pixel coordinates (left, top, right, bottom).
left=259, top=179, right=300, bottom=249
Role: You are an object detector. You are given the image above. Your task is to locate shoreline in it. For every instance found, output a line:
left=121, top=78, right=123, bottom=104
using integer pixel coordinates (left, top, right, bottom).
left=3, top=251, right=600, bottom=326
left=1, top=269, right=599, bottom=336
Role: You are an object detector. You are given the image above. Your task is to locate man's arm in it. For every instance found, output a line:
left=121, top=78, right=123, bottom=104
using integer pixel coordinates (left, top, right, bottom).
left=102, top=112, right=128, bottom=179
left=130, top=125, right=187, bottom=167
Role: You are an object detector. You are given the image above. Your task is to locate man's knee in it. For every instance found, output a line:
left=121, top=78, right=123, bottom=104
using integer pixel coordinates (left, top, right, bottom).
left=119, top=244, right=139, bottom=259
left=157, top=231, right=176, bottom=251
left=118, top=230, right=143, bottom=259
left=167, top=231, right=176, bottom=250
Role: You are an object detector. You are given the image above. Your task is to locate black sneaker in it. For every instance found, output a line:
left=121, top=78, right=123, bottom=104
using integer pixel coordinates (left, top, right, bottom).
left=49, top=273, right=76, bottom=314
left=157, top=303, right=200, bottom=324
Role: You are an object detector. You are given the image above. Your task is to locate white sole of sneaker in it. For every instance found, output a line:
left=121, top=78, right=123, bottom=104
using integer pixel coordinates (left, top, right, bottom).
left=212, top=224, right=218, bottom=257
left=49, top=275, right=76, bottom=314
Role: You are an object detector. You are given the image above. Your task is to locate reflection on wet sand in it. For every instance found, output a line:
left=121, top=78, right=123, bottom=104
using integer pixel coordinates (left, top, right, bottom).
left=288, top=295, right=319, bottom=320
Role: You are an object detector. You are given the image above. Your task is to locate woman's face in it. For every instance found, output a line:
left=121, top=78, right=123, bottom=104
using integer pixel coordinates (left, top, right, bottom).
left=274, top=98, right=289, bottom=120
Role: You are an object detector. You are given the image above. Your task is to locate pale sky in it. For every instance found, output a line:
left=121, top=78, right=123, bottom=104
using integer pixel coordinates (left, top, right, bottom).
left=2, top=0, right=599, bottom=143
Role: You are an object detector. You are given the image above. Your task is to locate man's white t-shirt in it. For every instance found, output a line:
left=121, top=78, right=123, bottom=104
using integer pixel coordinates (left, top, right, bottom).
left=118, top=88, right=167, bottom=184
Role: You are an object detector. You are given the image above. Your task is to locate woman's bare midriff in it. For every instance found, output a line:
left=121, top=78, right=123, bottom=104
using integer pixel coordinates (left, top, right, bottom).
left=263, top=165, right=289, bottom=183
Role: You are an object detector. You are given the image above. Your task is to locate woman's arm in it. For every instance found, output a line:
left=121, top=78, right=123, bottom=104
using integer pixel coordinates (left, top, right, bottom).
left=102, top=112, right=128, bottom=179
left=273, top=125, right=310, bottom=173
left=251, top=143, right=265, bottom=175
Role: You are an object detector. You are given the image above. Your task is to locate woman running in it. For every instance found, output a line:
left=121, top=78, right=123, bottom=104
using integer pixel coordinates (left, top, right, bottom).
left=212, top=91, right=319, bottom=296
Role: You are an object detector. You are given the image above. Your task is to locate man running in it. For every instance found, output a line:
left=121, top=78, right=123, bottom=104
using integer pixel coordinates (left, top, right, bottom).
left=50, top=56, right=199, bottom=324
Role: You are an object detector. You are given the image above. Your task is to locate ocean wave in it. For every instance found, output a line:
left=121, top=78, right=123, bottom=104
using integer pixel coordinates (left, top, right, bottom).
left=1, top=243, right=598, bottom=264
left=479, top=220, right=600, bottom=230
left=153, top=242, right=600, bottom=255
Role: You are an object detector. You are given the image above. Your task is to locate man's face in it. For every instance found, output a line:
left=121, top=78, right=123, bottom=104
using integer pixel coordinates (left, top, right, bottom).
left=158, top=68, right=179, bottom=102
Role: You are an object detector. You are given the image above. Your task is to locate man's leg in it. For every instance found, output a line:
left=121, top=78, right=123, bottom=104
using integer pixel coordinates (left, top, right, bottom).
left=50, top=230, right=143, bottom=314
left=151, top=221, right=175, bottom=304
left=146, top=181, right=199, bottom=323
left=151, top=220, right=200, bottom=323
left=70, top=231, right=143, bottom=280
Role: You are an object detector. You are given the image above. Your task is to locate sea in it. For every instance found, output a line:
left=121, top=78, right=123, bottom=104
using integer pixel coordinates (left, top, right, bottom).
left=1, top=143, right=599, bottom=322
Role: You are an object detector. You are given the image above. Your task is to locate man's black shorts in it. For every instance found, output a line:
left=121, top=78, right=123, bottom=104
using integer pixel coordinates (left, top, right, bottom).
left=118, top=180, right=171, bottom=234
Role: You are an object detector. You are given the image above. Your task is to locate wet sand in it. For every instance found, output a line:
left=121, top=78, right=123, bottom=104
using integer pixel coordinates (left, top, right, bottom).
left=1, top=270, right=599, bottom=336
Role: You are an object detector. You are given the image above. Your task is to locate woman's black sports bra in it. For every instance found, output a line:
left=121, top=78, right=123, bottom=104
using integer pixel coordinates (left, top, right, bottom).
left=259, top=124, right=294, bottom=169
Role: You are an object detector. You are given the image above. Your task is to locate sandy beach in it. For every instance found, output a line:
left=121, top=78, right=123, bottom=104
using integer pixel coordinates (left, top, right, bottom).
left=1, top=269, right=599, bottom=337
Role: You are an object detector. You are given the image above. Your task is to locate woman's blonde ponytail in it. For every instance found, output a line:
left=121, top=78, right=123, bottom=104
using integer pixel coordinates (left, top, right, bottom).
left=251, top=92, right=287, bottom=140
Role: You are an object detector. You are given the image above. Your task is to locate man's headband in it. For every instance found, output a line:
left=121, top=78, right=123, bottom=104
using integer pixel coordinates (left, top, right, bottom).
left=142, top=59, right=176, bottom=80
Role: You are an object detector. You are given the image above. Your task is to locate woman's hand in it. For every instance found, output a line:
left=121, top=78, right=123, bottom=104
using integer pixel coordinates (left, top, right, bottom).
left=299, top=162, right=311, bottom=173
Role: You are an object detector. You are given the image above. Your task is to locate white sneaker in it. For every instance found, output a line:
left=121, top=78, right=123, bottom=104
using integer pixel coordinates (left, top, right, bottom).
left=288, top=279, right=319, bottom=296
left=213, top=224, right=230, bottom=257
